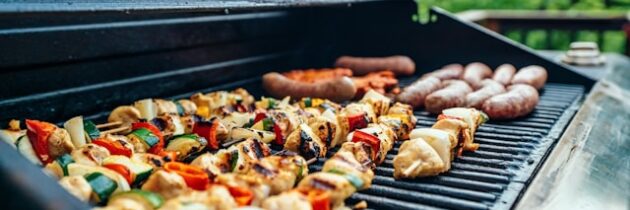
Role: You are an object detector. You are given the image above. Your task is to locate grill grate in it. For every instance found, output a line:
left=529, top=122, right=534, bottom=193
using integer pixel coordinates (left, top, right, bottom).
left=308, top=80, right=584, bottom=210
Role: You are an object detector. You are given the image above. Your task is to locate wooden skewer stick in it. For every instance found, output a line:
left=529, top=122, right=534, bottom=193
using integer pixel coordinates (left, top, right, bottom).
left=100, top=126, right=130, bottom=137
left=96, top=121, right=122, bottom=129
left=306, top=158, right=317, bottom=165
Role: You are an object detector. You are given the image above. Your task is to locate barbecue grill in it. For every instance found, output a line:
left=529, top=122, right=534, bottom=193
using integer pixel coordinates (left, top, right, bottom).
left=0, top=1, right=600, bottom=210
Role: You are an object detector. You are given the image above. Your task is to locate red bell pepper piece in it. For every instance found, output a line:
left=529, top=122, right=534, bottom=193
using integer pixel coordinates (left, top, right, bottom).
left=164, top=162, right=209, bottom=190
left=347, top=113, right=368, bottom=131
left=92, top=138, right=132, bottom=157
left=25, top=119, right=56, bottom=164
left=132, top=122, right=164, bottom=154
left=351, top=130, right=380, bottom=161
left=303, top=189, right=331, bottom=210
left=227, top=185, right=254, bottom=206
left=254, top=112, right=267, bottom=123
left=103, top=163, right=133, bottom=185
left=193, top=119, right=219, bottom=150
left=273, top=123, right=284, bottom=145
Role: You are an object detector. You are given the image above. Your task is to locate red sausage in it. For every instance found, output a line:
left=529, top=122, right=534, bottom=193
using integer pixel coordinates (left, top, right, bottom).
left=396, top=77, right=442, bottom=108
left=463, top=62, right=493, bottom=89
left=334, top=55, right=416, bottom=76
left=420, top=64, right=464, bottom=80
left=492, top=64, right=516, bottom=86
left=465, top=79, right=506, bottom=109
left=424, top=80, right=473, bottom=114
left=482, top=84, right=539, bottom=119
left=511, top=65, right=548, bottom=90
left=262, top=72, right=357, bottom=102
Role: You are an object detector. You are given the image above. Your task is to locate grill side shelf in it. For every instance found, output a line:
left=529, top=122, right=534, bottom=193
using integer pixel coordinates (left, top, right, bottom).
left=308, top=82, right=584, bottom=210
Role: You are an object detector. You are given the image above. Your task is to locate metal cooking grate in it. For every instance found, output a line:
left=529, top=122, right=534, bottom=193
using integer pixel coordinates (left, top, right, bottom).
left=309, top=79, right=584, bottom=210
left=82, top=76, right=584, bottom=210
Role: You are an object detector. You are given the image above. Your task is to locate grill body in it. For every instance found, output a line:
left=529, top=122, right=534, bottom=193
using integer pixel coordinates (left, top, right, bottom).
left=0, top=1, right=594, bottom=210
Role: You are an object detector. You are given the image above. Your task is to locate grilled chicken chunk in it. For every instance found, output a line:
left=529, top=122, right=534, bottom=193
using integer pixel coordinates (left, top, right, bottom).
left=215, top=173, right=271, bottom=206
left=141, top=170, right=188, bottom=200
left=307, top=116, right=337, bottom=149
left=190, top=151, right=232, bottom=179
left=58, top=176, right=92, bottom=202
left=347, top=123, right=396, bottom=165
left=230, top=138, right=272, bottom=174
left=159, top=186, right=237, bottom=210
left=337, top=142, right=375, bottom=169
left=297, top=172, right=355, bottom=207
left=71, top=143, right=111, bottom=166
left=409, top=128, right=455, bottom=172
left=379, top=102, right=417, bottom=140
left=393, top=138, right=444, bottom=179
left=322, top=148, right=374, bottom=190
left=262, top=191, right=313, bottom=210
left=255, top=154, right=309, bottom=194
left=440, top=107, right=488, bottom=151
left=284, top=123, right=326, bottom=160
left=360, top=89, right=392, bottom=117
left=47, top=128, right=75, bottom=159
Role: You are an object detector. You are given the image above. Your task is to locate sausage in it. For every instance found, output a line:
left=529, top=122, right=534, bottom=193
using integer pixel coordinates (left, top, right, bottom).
left=396, top=77, right=441, bottom=108
left=334, top=55, right=415, bottom=76
left=511, top=65, right=548, bottom=90
left=492, top=64, right=516, bottom=86
left=420, top=64, right=464, bottom=80
left=462, top=62, right=492, bottom=89
left=262, top=72, right=357, bottom=102
left=482, top=84, right=539, bottom=119
left=424, top=80, right=473, bottom=114
left=465, top=79, right=506, bottom=109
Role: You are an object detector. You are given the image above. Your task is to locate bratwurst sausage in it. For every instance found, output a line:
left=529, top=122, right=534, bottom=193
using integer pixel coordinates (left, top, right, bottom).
left=420, top=64, right=464, bottom=80
left=511, top=65, right=548, bottom=90
left=462, top=62, right=493, bottom=89
left=465, top=79, right=506, bottom=109
left=492, top=64, right=516, bottom=86
left=334, top=55, right=416, bottom=76
left=396, top=76, right=441, bottom=108
left=424, top=80, right=473, bottom=114
left=482, top=84, right=539, bottom=119
left=262, top=72, right=357, bottom=102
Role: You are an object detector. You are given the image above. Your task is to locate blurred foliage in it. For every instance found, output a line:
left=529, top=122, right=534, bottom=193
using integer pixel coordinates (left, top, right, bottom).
left=420, top=0, right=629, bottom=53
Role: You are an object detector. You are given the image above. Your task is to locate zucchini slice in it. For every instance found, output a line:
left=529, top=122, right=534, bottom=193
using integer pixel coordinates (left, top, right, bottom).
left=165, top=134, right=207, bottom=160
left=85, top=172, right=118, bottom=204
left=68, top=163, right=130, bottom=193
left=102, top=155, right=153, bottom=186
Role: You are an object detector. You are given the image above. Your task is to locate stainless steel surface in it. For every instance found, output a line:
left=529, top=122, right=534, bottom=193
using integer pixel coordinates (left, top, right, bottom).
left=517, top=54, right=630, bottom=210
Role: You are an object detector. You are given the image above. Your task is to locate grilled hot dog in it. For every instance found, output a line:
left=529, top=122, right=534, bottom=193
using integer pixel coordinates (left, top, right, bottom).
left=511, top=65, right=548, bottom=90
left=462, top=62, right=493, bottom=89
left=424, top=80, right=473, bottom=114
left=262, top=72, right=357, bottom=102
left=396, top=77, right=441, bottom=108
left=492, top=64, right=515, bottom=86
left=420, top=64, right=464, bottom=80
left=334, top=55, right=416, bottom=76
left=482, top=84, right=539, bottom=119
left=465, top=79, right=506, bottom=109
